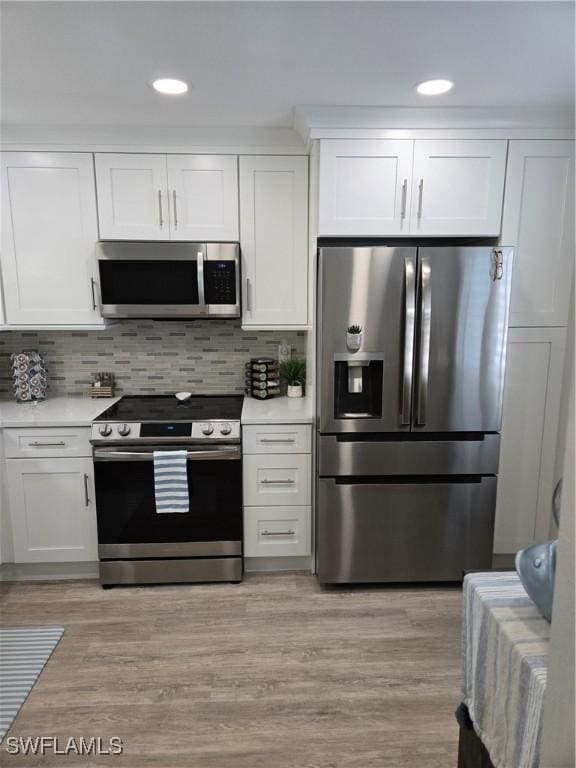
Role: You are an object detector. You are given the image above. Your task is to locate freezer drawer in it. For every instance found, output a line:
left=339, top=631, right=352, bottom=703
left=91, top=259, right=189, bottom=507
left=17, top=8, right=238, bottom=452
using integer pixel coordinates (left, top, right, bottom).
left=318, top=433, right=500, bottom=477
left=318, top=477, right=496, bottom=583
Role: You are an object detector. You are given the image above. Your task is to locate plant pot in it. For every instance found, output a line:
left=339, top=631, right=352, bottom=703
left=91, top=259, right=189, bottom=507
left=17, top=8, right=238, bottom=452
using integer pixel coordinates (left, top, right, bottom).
left=346, top=332, right=363, bottom=351
left=287, top=384, right=303, bottom=398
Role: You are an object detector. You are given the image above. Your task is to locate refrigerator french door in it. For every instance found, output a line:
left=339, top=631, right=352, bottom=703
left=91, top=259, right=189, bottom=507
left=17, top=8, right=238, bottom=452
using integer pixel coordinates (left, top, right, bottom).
left=317, top=245, right=513, bottom=583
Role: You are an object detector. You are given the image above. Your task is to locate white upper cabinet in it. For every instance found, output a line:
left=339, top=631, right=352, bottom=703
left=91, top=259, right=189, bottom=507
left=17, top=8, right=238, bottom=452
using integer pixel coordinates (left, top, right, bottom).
left=95, top=153, right=169, bottom=240
left=318, top=140, right=413, bottom=236
left=166, top=155, right=239, bottom=241
left=239, top=155, right=308, bottom=327
left=95, top=153, right=239, bottom=241
left=1, top=152, right=104, bottom=326
left=502, top=140, right=574, bottom=327
left=318, top=139, right=507, bottom=236
left=410, top=140, right=507, bottom=236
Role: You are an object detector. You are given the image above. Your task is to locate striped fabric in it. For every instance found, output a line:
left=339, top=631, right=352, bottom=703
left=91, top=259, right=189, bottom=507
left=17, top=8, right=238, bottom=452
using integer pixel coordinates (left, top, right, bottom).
left=153, top=450, right=190, bottom=513
left=462, top=572, right=550, bottom=768
left=0, top=626, right=64, bottom=742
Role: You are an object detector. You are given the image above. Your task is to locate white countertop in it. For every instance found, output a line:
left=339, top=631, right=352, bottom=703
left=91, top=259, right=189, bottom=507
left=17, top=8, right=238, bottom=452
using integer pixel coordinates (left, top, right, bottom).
left=0, top=396, right=121, bottom=428
left=241, top=395, right=314, bottom=425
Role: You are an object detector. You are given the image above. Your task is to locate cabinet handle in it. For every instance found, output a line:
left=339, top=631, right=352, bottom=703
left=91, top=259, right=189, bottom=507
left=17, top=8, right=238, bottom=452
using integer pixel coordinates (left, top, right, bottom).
left=28, top=441, right=66, bottom=447
left=417, top=178, right=424, bottom=219
left=172, top=190, right=178, bottom=229
left=83, top=474, right=91, bottom=507
left=90, top=278, right=98, bottom=311
left=259, top=438, right=295, bottom=444
left=158, top=190, right=164, bottom=227
left=261, top=529, right=295, bottom=536
left=260, top=478, right=295, bottom=485
left=246, top=278, right=252, bottom=312
left=400, top=179, right=408, bottom=219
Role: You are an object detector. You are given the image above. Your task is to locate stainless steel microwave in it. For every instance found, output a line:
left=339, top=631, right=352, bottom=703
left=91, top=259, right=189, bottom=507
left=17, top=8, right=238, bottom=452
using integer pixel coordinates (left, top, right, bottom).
left=95, top=242, right=240, bottom=319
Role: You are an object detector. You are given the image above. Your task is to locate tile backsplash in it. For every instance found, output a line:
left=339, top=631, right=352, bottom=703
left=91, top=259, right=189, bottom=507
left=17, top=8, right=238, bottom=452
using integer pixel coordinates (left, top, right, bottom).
left=0, top=321, right=306, bottom=397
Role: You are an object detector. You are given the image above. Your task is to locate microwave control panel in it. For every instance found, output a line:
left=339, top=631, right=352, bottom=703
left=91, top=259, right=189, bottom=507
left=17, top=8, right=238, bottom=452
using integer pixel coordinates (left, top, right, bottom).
left=204, top=261, right=237, bottom=305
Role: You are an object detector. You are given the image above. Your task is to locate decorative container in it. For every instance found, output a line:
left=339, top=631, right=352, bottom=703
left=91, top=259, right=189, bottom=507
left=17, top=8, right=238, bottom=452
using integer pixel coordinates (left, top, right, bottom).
left=346, top=326, right=363, bottom=352
left=287, top=384, right=303, bottom=398
left=11, top=351, right=48, bottom=403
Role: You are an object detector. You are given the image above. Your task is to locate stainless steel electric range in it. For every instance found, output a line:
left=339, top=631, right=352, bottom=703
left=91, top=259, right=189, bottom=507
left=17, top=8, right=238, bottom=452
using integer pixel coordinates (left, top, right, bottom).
left=91, top=395, right=243, bottom=587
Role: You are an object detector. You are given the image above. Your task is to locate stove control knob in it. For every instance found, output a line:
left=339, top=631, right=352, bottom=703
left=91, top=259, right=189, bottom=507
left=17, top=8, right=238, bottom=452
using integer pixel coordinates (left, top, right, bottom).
left=219, top=422, right=232, bottom=436
left=99, top=423, right=112, bottom=437
left=201, top=423, right=214, bottom=436
left=117, top=423, right=131, bottom=437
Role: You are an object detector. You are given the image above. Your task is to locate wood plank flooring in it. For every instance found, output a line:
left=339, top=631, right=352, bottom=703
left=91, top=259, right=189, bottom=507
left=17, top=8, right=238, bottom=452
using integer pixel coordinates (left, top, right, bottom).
left=0, top=574, right=462, bottom=767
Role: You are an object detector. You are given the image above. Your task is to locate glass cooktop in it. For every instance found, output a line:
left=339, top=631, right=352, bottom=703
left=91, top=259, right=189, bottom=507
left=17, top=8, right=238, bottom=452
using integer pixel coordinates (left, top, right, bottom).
left=94, top=395, right=244, bottom=423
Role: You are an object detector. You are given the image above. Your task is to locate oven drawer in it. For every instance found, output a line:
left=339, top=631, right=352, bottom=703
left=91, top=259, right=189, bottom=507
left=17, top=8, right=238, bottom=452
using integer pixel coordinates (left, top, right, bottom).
left=4, top=427, right=92, bottom=458
left=243, top=454, right=312, bottom=506
left=243, top=424, right=311, bottom=455
left=318, top=476, right=496, bottom=583
left=99, top=557, right=242, bottom=585
left=244, top=506, right=311, bottom=557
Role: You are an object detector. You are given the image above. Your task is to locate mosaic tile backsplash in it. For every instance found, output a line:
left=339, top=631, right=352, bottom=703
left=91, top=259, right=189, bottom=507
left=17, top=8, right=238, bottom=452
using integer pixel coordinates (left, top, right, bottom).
left=0, top=321, right=306, bottom=397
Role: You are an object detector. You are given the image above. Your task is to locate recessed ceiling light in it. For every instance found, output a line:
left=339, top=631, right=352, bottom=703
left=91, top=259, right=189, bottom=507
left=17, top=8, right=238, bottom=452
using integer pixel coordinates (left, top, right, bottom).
left=416, top=79, right=454, bottom=96
left=152, top=78, right=189, bottom=95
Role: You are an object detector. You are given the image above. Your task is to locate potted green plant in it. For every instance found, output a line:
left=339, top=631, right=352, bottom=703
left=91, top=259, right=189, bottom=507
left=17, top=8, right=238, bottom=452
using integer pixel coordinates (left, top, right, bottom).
left=280, top=359, right=306, bottom=398
left=347, top=324, right=363, bottom=351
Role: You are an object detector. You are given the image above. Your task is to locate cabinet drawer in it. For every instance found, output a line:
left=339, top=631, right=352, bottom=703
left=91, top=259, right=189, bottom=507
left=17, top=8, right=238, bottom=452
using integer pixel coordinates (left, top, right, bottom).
left=243, top=424, right=311, bottom=454
left=244, top=506, right=311, bottom=557
left=4, top=428, right=91, bottom=458
left=243, top=453, right=312, bottom=506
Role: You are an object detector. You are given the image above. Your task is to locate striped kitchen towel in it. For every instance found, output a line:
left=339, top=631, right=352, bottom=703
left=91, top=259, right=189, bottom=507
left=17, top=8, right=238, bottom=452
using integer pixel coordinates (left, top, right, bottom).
left=153, top=450, right=190, bottom=513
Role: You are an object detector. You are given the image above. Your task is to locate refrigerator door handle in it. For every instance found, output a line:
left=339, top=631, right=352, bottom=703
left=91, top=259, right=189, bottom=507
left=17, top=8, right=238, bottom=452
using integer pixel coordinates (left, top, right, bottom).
left=400, top=256, right=416, bottom=425
left=415, top=256, right=432, bottom=426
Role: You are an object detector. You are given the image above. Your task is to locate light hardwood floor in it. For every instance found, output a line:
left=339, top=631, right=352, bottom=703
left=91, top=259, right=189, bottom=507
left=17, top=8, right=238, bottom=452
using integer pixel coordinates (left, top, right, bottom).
left=0, top=574, right=462, bottom=767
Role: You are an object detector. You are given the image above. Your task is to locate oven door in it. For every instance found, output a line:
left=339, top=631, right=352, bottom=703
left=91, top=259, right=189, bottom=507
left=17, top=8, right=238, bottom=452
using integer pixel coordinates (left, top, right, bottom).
left=94, top=445, right=242, bottom=558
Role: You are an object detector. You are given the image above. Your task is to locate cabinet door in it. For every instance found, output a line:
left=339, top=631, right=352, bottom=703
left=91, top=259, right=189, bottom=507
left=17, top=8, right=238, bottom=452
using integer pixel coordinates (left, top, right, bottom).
left=1, top=152, right=103, bottom=325
left=167, top=155, right=238, bottom=241
left=318, top=140, right=413, bottom=236
left=239, top=156, right=308, bottom=327
left=494, top=328, right=567, bottom=553
left=7, top=457, right=97, bottom=562
left=95, top=153, right=168, bottom=240
left=410, top=140, right=507, bottom=236
left=502, top=140, right=574, bottom=327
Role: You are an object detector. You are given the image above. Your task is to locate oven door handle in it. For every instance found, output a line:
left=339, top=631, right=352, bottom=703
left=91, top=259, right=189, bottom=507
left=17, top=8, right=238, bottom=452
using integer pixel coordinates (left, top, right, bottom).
left=93, top=446, right=241, bottom=462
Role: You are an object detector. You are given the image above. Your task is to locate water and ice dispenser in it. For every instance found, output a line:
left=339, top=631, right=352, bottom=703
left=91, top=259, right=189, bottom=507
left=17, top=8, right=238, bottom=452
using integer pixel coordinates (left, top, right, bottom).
left=333, top=353, right=384, bottom=419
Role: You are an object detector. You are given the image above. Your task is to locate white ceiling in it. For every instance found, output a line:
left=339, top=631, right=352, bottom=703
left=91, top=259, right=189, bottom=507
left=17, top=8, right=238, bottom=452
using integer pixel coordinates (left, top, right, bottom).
left=1, top=1, right=574, bottom=129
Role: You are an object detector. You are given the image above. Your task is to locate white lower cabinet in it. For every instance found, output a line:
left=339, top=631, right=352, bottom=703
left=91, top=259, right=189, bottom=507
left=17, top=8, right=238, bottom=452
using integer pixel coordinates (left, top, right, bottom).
left=243, top=506, right=311, bottom=557
left=6, top=435, right=98, bottom=563
left=494, top=327, right=567, bottom=553
left=243, top=453, right=311, bottom=507
left=242, top=423, right=312, bottom=561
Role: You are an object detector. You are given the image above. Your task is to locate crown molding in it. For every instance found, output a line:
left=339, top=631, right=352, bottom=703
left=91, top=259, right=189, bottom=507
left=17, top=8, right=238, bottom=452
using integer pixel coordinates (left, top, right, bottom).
left=294, top=106, right=575, bottom=144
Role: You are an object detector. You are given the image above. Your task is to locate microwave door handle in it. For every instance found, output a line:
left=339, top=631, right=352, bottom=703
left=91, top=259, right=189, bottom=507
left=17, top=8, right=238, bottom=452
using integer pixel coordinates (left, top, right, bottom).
left=197, top=251, right=206, bottom=309
left=415, top=256, right=432, bottom=426
left=400, top=256, right=416, bottom=426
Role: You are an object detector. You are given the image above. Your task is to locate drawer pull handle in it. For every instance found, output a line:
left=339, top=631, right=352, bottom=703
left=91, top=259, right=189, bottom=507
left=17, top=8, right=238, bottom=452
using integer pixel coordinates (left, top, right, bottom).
left=260, top=478, right=295, bottom=485
left=259, top=438, right=295, bottom=444
left=262, top=529, right=295, bottom=536
left=28, top=441, right=67, bottom=447
left=83, top=474, right=91, bottom=507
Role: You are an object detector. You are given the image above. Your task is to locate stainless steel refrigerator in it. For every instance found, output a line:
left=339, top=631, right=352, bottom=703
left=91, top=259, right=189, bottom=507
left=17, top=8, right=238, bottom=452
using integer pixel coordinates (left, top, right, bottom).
left=316, top=245, right=513, bottom=583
